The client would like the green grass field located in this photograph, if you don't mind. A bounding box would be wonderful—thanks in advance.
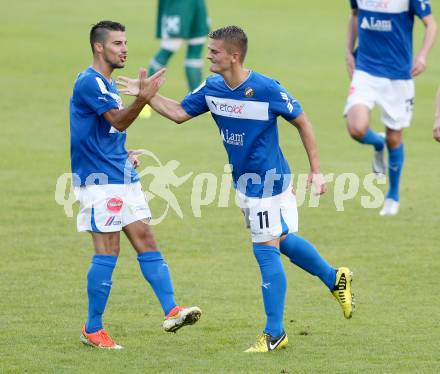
[2,0,440,372]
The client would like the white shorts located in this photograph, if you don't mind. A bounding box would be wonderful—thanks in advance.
[74,182,151,233]
[344,70,415,130]
[236,186,299,243]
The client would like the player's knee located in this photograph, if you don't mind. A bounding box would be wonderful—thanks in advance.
[138,226,158,251]
[91,232,120,255]
[144,237,158,251]
[95,246,120,256]
[347,123,366,140]
[386,135,402,149]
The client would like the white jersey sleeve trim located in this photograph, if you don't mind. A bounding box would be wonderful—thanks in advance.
[95,77,122,107]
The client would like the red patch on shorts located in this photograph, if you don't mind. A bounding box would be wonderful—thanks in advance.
[348,85,356,96]
[106,197,123,213]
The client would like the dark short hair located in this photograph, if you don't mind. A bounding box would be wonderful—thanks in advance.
[208,26,248,62]
[90,20,125,53]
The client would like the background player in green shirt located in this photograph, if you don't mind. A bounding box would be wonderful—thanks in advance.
[148,0,210,91]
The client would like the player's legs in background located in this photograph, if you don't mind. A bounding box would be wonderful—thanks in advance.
[149,0,185,77]
[185,38,206,90]
[346,104,370,139]
[123,220,176,315]
[378,79,412,216]
[82,233,120,342]
[380,128,404,215]
[148,38,182,77]
[184,0,209,90]
[347,104,386,175]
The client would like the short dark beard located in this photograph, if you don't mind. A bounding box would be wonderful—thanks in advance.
[109,62,124,69]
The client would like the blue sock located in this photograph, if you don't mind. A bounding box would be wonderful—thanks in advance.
[357,128,385,151]
[138,252,176,316]
[280,234,336,290]
[386,144,404,202]
[86,255,118,333]
[252,244,286,338]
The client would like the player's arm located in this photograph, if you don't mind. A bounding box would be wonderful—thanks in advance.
[104,69,165,132]
[434,88,440,142]
[289,112,326,195]
[346,8,358,79]
[412,14,437,77]
[149,95,192,124]
[117,75,193,124]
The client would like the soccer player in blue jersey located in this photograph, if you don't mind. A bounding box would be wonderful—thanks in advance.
[344,0,437,215]
[118,25,355,353]
[70,20,201,350]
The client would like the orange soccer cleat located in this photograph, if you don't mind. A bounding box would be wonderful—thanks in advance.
[163,306,202,333]
[80,326,123,349]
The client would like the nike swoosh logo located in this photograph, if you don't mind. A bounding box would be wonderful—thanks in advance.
[269,334,285,350]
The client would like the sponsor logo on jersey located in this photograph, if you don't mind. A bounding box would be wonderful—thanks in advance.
[360,17,392,32]
[211,100,245,114]
[104,216,122,226]
[419,0,430,11]
[358,0,390,10]
[358,0,409,13]
[244,87,254,98]
[205,95,269,120]
[220,129,245,146]
[280,92,295,113]
[106,197,123,213]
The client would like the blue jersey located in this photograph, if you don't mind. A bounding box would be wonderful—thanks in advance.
[351,0,432,80]
[181,71,303,198]
[69,67,138,186]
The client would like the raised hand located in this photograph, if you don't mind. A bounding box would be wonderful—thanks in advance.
[117,68,166,98]
[117,76,139,96]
